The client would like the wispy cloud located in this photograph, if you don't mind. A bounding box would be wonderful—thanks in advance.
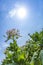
[9,9,16,18]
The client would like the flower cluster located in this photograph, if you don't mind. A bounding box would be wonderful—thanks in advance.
[4,29,21,42]
[6,29,20,37]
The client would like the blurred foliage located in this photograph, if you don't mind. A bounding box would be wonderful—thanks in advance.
[2,29,43,65]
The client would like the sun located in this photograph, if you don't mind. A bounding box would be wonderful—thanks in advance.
[17,7,27,19]
[9,7,27,19]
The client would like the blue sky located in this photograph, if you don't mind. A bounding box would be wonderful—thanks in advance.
[0,0,43,64]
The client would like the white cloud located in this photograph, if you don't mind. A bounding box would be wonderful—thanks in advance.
[9,9,16,18]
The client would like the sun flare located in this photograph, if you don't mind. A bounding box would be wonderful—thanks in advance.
[9,7,27,19]
[17,7,27,19]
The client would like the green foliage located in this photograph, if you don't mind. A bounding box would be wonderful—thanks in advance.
[2,29,43,65]
[40,50,43,65]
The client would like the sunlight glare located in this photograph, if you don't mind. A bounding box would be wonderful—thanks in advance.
[17,7,27,19]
